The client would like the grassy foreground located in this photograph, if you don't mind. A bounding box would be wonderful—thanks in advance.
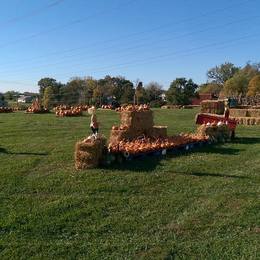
[0,109,259,259]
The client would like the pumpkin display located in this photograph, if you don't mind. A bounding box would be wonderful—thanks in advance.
[54,105,88,117]
[108,134,208,155]
[115,104,150,112]
[26,99,49,113]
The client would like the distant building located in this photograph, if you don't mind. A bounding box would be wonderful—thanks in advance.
[17,95,33,103]
[191,93,217,105]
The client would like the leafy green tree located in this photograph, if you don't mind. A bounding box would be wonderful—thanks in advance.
[4,91,20,101]
[166,78,198,105]
[38,78,57,97]
[242,62,260,78]
[43,86,54,109]
[38,77,63,104]
[120,83,135,104]
[135,82,145,105]
[224,62,260,96]
[207,62,239,85]
[247,75,260,96]
[198,83,222,95]
[224,73,248,96]
[60,77,85,105]
[96,75,134,104]
[144,82,163,103]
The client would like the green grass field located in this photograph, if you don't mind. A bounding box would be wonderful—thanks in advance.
[0,109,259,259]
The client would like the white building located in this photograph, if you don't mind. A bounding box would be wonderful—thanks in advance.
[17,95,32,103]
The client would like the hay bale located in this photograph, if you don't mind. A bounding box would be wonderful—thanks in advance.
[75,137,107,169]
[245,117,251,125]
[256,118,260,125]
[120,110,154,131]
[237,117,244,125]
[161,105,170,109]
[247,109,260,118]
[229,109,248,117]
[201,100,225,115]
[109,128,134,144]
[250,118,256,125]
[150,126,168,138]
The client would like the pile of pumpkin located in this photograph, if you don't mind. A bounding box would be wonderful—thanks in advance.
[54,105,89,112]
[55,105,85,117]
[115,104,150,112]
[108,133,208,155]
[101,104,113,109]
[26,99,49,113]
[0,107,13,113]
[26,106,48,113]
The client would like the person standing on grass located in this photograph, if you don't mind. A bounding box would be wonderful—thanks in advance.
[89,106,99,136]
[224,99,230,120]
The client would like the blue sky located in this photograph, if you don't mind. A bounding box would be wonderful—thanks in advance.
[0,0,260,92]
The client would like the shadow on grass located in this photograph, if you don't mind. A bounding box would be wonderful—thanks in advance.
[103,156,163,172]
[0,147,48,156]
[233,137,260,145]
[103,142,248,173]
[196,146,242,155]
[178,171,249,179]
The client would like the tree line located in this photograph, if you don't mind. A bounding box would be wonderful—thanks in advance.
[200,61,260,98]
[38,76,167,108]
[1,61,260,108]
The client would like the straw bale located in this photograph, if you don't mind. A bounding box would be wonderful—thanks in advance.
[150,126,168,138]
[246,109,260,118]
[201,100,225,115]
[109,128,134,144]
[256,118,260,125]
[237,117,243,124]
[229,109,247,117]
[75,137,107,169]
[120,110,154,130]
[234,117,260,125]
[250,118,256,125]
[245,118,251,125]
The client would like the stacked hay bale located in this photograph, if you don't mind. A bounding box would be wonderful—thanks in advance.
[230,108,260,125]
[201,100,225,115]
[75,136,107,169]
[109,109,168,145]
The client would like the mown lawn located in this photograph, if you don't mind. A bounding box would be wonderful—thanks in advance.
[0,109,259,259]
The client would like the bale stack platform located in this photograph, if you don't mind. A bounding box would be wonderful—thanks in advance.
[230,108,260,125]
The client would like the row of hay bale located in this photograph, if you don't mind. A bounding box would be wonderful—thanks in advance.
[229,108,260,118]
[229,108,260,125]
[200,100,225,115]
[233,117,260,125]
